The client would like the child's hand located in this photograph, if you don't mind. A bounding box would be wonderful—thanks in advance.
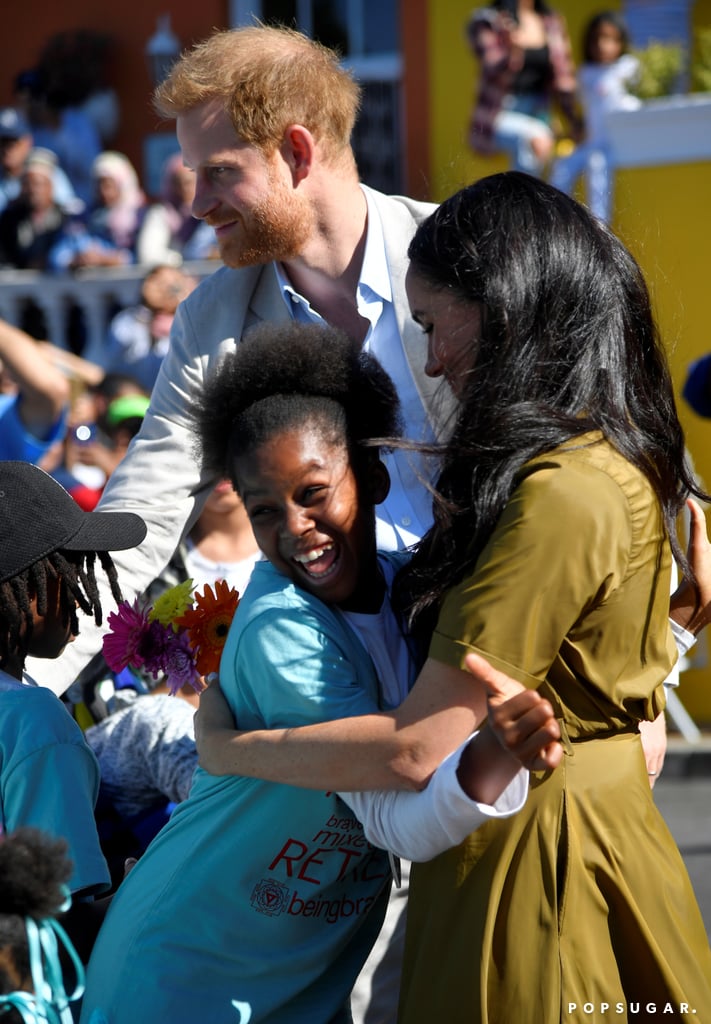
[193,674,241,774]
[464,652,563,772]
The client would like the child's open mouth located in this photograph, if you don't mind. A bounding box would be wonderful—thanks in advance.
[292,542,339,579]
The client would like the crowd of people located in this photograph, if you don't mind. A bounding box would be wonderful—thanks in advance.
[0,19,710,1024]
[0,27,218,277]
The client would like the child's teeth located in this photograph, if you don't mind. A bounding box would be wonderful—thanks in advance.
[296,544,333,564]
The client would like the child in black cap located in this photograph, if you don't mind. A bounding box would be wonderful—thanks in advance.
[0,461,145,963]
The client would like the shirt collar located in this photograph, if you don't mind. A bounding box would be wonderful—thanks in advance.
[274,184,392,313]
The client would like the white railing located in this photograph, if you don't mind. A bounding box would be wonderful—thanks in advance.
[0,260,220,361]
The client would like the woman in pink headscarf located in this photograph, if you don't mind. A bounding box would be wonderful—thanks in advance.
[50,149,147,269]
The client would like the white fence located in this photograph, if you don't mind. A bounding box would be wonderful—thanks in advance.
[0,260,219,362]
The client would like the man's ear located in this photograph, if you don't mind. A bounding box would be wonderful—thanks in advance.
[367,458,391,507]
[280,124,314,184]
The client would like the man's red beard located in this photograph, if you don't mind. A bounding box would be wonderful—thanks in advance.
[211,183,314,268]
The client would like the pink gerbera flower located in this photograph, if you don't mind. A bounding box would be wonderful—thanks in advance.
[102,599,151,672]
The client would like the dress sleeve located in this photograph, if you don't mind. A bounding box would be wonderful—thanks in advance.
[339,735,528,861]
[430,457,634,687]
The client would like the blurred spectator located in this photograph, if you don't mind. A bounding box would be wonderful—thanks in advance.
[0,147,67,269]
[93,264,198,391]
[465,1,582,176]
[136,153,218,266]
[49,151,147,270]
[49,372,149,509]
[550,11,641,223]
[0,317,69,463]
[13,64,101,209]
[683,353,711,418]
[89,151,147,252]
[0,106,81,215]
[36,29,120,147]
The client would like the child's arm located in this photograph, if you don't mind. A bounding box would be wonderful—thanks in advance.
[194,658,487,793]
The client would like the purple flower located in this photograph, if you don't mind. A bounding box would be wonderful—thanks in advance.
[103,600,151,672]
[140,621,202,696]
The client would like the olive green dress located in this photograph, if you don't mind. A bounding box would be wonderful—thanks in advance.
[399,435,711,1024]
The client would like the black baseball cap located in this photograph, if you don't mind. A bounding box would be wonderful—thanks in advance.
[0,462,147,584]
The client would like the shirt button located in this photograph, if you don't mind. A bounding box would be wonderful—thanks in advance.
[401,516,412,527]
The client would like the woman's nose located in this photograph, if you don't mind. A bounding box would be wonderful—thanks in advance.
[424,342,444,379]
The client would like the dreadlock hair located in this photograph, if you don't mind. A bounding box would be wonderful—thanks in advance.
[397,171,706,639]
[191,321,401,493]
[0,550,122,672]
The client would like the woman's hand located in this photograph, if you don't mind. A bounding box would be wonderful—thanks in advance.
[193,675,242,775]
[639,712,666,787]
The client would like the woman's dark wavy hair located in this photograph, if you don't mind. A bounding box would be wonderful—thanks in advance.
[191,321,401,487]
[398,171,704,635]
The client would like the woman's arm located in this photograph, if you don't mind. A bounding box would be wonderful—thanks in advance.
[194,650,563,798]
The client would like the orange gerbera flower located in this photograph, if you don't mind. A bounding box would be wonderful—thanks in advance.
[176,579,240,676]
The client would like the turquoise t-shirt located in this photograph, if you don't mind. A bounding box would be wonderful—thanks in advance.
[0,672,109,896]
[81,561,394,1024]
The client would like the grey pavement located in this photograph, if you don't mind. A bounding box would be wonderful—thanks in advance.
[655,733,711,940]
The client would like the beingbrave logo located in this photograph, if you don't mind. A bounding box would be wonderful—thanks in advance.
[249,812,388,923]
[251,878,290,917]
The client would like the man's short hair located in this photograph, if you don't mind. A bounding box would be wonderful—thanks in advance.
[154,25,361,164]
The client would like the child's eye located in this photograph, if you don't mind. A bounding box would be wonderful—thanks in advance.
[248,505,274,520]
[303,486,326,502]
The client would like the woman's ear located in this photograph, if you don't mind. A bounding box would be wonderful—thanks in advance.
[367,458,391,507]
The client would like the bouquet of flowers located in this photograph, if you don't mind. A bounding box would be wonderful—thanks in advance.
[102,579,240,695]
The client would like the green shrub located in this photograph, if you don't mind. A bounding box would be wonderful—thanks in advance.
[691,28,711,93]
[631,41,686,99]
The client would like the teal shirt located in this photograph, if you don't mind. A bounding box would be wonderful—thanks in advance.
[82,561,394,1024]
[0,672,109,896]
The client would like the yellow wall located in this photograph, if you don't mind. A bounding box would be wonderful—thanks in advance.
[425,1,711,722]
[615,161,711,723]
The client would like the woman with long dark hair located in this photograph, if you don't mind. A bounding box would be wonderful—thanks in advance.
[195,173,711,1022]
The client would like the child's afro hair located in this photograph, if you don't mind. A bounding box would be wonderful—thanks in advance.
[0,828,73,996]
[191,321,402,479]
